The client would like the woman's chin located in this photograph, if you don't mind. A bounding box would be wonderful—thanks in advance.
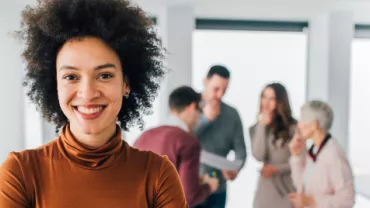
[72,122,104,135]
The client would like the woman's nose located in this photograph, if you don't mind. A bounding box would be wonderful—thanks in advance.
[77,80,100,101]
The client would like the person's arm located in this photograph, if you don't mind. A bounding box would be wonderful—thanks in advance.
[249,123,268,162]
[233,112,246,169]
[178,140,211,206]
[289,153,306,191]
[313,152,355,208]
[154,156,188,208]
[0,153,30,208]
[274,163,291,174]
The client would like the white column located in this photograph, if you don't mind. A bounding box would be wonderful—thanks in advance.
[327,11,353,152]
[307,13,330,101]
[24,97,43,149]
[0,3,25,162]
[157,2,195,122]
[307,11,353,152]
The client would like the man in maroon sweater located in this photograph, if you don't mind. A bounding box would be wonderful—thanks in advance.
[134,86,219,207]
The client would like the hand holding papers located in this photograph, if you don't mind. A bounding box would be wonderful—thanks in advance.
[200,150,243,171]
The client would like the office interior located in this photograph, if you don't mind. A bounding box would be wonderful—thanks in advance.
[1,0,370,207]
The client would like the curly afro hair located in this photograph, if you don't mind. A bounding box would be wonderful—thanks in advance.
[17,0,166,131]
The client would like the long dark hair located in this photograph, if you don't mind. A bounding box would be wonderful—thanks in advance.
[259,83,296,146]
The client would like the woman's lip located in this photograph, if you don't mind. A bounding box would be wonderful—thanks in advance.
[73,104,107,108]
[74,106,106,120]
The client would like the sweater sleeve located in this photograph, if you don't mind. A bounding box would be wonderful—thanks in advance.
[275,163,291,173]
[0,153,30,208]
[232,112,247,170]
[178,140,210,206]
[154,156,188,208]
[249,123,268,162]
[289,153,306,192]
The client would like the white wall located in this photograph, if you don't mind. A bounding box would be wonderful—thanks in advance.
[195,0,370,23]
[13,0,370,24]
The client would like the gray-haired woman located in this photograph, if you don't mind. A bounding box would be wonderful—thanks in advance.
[288,100,355,208]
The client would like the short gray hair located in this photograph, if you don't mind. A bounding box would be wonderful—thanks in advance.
[300,100,334,131]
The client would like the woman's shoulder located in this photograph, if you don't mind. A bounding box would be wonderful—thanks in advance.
[124,144,186,205]
[0,140,60,204]
[16,139,61,162]
[3,139,60,166]
[126,144,174,170]
[322,138,348,159]
[125,144,180,183]
[1,138,61,177]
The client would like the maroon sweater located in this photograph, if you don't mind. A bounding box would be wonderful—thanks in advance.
[134,126,210,206]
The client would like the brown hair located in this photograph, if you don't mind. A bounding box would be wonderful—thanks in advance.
[260,83,296,146]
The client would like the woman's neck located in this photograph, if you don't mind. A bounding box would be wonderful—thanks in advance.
[69,122,117,149]
[311,129,327,147]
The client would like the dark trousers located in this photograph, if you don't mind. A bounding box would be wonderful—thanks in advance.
[191,191,227,208]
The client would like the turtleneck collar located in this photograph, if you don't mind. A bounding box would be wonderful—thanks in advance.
[57,124,124,169]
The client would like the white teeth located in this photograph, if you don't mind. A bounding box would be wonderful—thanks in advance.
[77,106,103,114]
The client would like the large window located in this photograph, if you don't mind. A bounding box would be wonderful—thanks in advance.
[349,38,370,175]
[192,28,308,207]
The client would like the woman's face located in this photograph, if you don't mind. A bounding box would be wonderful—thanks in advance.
[261,87,277,114]
[298,111,316,140]
[56,37,129,135]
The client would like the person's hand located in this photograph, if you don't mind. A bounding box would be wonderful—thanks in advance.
[289,129,305,156]
[260,164,278,178]
[258,112,273,125]
[202,100,220,121]
[288,192,316,208]
[222,170,239,181]
[288,192,303,208]
[202,174,219,193]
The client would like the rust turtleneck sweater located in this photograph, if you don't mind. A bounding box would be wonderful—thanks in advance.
[0,124,187,208]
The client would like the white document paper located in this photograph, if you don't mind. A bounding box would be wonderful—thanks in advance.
[200,150,243,171]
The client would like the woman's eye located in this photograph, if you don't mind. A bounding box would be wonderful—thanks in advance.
[98,73,114,79]
[63,75,78,80]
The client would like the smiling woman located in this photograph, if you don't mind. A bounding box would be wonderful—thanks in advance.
[56,37,130,148]
[0,0,187,208]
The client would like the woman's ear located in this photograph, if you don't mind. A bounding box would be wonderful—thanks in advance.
[123,84,130,96]
[312,120,320,131]
[123,76,131,96]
